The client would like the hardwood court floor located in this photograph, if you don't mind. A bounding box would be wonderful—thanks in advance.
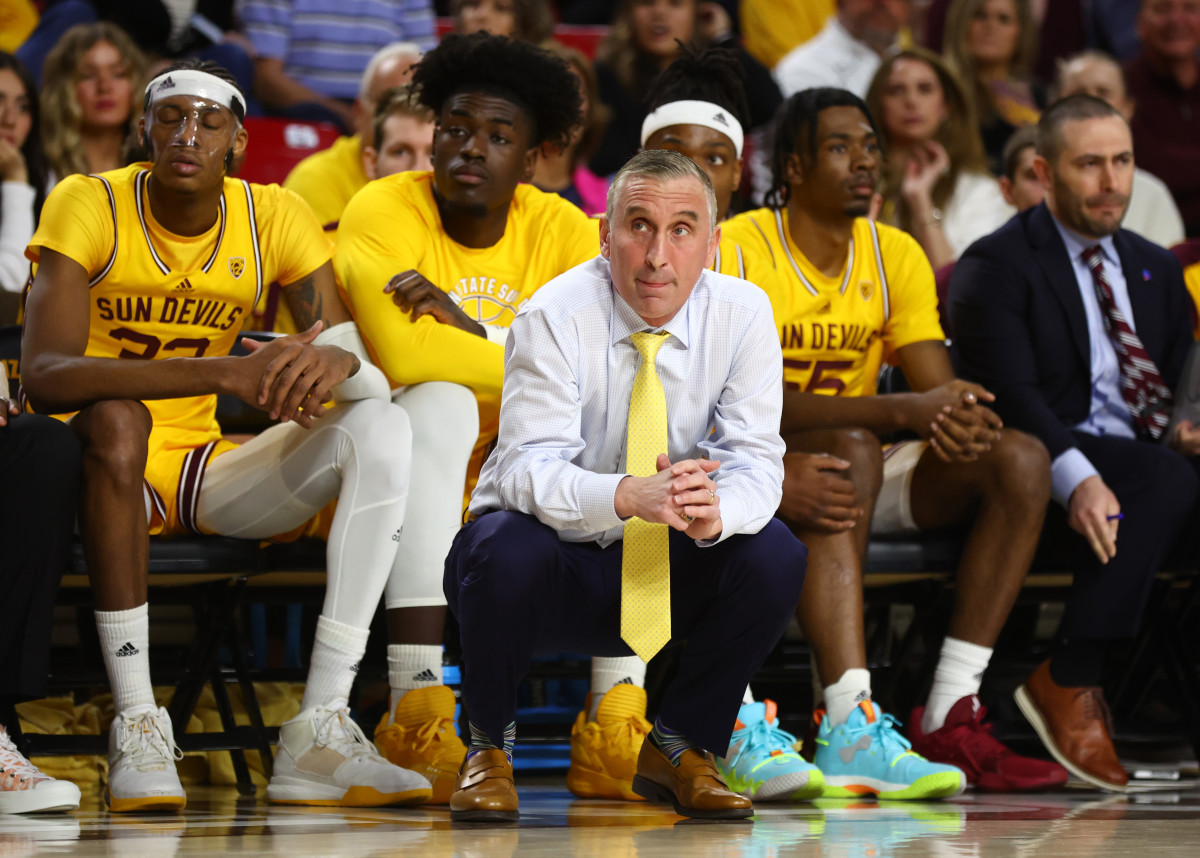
[3,781,1199,856]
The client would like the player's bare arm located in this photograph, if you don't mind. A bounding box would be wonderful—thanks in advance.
[384,270,486,338]
[894,340,1003,463]
[22,250,352,429]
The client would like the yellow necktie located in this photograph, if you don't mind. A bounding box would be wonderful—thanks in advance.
[621,332,671,663]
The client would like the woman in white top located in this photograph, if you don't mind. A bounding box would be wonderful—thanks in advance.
[866,47,1014,270]
[0,52,48,304]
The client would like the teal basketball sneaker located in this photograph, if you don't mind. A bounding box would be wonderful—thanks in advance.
[716,700,825,801]
[813,701,965,800]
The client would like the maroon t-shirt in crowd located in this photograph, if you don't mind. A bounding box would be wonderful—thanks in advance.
[1125,54,1200,237]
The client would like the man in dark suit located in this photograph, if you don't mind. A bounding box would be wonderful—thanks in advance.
[949,94,1200,791]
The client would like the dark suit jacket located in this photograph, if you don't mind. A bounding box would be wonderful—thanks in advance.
[947,203,1194,460]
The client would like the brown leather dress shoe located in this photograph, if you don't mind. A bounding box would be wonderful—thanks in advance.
[632,741,753,819]
[1014,659,1128,790]
[449,749,518,822]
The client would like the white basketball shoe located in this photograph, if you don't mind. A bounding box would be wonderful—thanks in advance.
[106,706,187,812]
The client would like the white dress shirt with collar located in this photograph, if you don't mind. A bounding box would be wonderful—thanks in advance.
[469,255,785,547]
[1049,216,1138,507]
[773,16,885,99]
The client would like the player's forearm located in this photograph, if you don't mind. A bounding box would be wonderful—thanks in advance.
[21,352,234,414]
[780,389,916,436]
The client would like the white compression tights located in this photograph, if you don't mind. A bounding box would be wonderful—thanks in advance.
[195,398,413,628]
[383,381,479,610]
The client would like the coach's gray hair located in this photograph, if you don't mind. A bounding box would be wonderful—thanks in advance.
[606,149,719,234]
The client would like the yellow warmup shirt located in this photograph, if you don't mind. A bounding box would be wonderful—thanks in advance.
[26,163,332,533]
[721,207,944,397]
[740,0,834,70]
[283,134,368,229]
[334,171,600,400]
[1184,260,1200,339]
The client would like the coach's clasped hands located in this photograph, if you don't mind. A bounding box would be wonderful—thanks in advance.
[906,380,1003,463]
[615,454,723,541]
[229,321,359,429]
[385,270,487,338]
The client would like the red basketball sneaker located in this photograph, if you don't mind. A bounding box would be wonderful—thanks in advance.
[908,695,1068,792]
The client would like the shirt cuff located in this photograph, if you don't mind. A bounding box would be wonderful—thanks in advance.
[578,472,629,535]
[697,494,743,546]
[483,324,510,347]
[1051,447,1100,508]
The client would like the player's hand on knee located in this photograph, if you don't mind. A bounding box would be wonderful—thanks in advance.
[780,452,862,532]
[384,270,486,338]
[1170,420,1200,457]
[1068,475,1120,564]
[237,323,354,428]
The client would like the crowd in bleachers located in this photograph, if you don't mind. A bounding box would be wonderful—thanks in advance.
[2,0,1200,822]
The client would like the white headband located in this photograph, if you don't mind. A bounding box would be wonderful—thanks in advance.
[641,100,744,158]
[145,69,247,123]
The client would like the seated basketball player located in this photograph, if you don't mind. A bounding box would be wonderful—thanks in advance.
[20,60,430,812]
[333,33,646,805]
[719,89,1066,797]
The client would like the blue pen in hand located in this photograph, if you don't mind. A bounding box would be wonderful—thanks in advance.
[1107,513,1124,521]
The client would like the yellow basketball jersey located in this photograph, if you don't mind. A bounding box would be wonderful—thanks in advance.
[27,163,333,449]
[721,208,944,397]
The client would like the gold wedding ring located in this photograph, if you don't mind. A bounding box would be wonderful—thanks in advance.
[708,489,716,505]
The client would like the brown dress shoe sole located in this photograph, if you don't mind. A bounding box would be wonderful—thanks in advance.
[449,807,520,823]
[1014,685,1128,793]
[631,775,754,820]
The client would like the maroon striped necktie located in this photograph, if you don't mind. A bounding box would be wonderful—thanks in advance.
[1081,246,1173,440]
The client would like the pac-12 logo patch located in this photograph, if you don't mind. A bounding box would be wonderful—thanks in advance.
[228,257,245,279]
[859,279,874,301]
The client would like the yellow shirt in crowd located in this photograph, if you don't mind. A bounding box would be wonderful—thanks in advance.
[721,208,945,397]
[740,0,834,70]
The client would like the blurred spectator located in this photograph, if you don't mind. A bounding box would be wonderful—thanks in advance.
[589,0,780,177]
[16,2,253,98]
[1057,50,1185,247]
[1124,0,1200,236]
[774,0,913,99]
[998,123,1042,210]
[40,22,146,180]
[0,0,37,53]
[1086,0,1144,61]
[284,42,421,229]
[740,0,834,69]
[363,84,435,180]
[451,0,554,44]
[531,43,609,215]
[242,0,436,133]
[0,52,48,311]
[924,0,1086,84]
[640,42,749,219]
[943,0,1044,174]
[866,47,1014,269]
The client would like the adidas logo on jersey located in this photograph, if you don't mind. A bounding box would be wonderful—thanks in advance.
[115,642,140,657]
[173,278,195,294]
[412,669,438,683]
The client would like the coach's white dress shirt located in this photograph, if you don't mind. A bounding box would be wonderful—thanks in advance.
[469,255,785,547]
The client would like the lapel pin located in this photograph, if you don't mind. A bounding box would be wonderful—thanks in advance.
[1143,269,1151,281]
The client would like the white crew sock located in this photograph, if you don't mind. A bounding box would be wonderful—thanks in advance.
[301,615,370,712]
[743,685,755,705]
[922,637,993,734]
[95,604,156,714]
[824,668,872,726]
[387,644,443,722]
[588,656,646,721]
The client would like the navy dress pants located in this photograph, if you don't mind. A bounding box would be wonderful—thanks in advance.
[444,511,807,756]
